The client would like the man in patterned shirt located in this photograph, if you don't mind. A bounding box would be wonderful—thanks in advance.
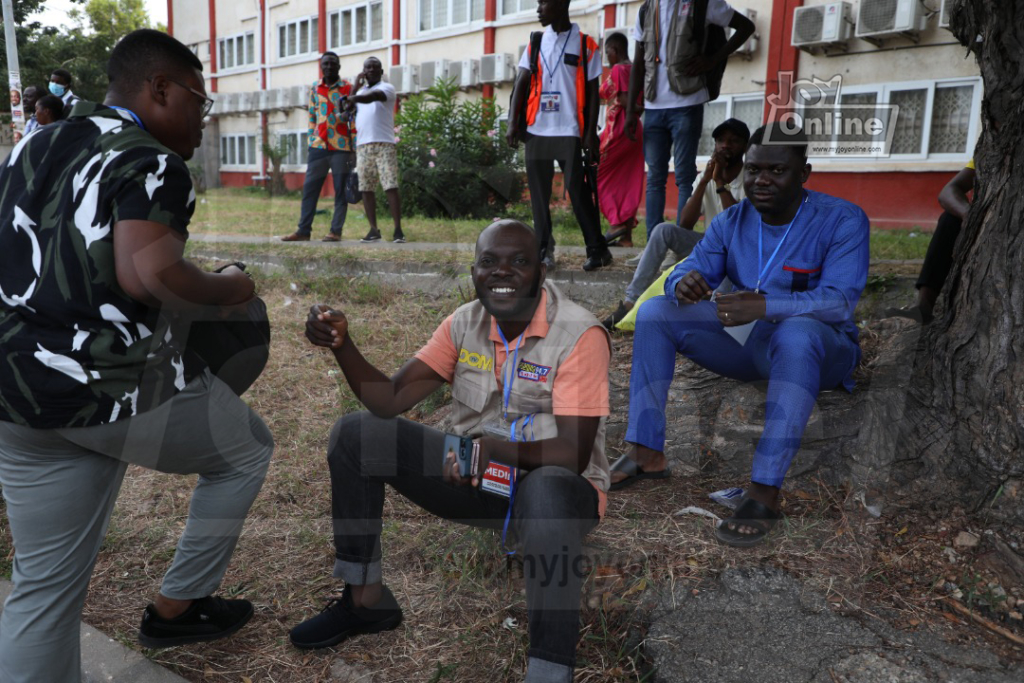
[0,30,274,682]
[282,51,356,242]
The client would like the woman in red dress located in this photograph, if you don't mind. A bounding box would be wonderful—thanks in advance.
[597,32,644,248]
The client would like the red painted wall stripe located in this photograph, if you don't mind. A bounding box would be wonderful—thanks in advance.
[167,0,174,35]
[482,0,496,100]
[392,0,401,64]
[208,0,217,91]
[318,0,327,53]
[763,0,801,122]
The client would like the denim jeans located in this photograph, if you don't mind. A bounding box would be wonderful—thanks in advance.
[643,105,704,238]
[625,299,859,487]
[326,412,600,673]
[625,222,703,303]
[296,148,355,236]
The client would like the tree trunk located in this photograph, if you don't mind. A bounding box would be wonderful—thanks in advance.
[880,1,1024,523]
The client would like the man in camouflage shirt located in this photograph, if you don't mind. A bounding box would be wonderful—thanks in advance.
[0,30,274,682]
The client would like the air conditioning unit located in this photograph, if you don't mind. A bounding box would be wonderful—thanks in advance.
[730,8,758,57]
[856,0,926,41]
[237,92,255,113]
[791,2,853,49]
[939,0,953,28]
[480,53,515,84]
[602,27,639,65]
[419,60,450,91]
[290,85,309,108]
[448,59,480,88]
[389,65,419,95]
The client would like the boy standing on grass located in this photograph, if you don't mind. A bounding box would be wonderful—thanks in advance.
[506,0,612,272]
[348,56,405,244]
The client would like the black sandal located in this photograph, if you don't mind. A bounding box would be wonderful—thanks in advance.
[715,498,782,548]
[608,455,670,491]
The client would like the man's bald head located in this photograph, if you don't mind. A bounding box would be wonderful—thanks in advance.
[475,219,538,258]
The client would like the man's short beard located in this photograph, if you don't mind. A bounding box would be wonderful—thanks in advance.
[475,270,543,321]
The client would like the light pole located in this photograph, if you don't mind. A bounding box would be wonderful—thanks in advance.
[2,0,25,135]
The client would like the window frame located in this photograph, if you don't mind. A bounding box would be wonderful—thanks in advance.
[794,77,982,164]
[218,31,256,72]
[421,0,486,33]
[329,1,387,49]
[276,130,311,170]
[219,133,260,170]
[696,92,766,162]
[277,15,320,62]
[498,0,533,20]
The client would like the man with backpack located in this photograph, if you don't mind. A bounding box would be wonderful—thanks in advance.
[506,0,613,272]
[626,0,754,236]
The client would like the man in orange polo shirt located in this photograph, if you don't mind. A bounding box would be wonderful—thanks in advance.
[292,219,610,683]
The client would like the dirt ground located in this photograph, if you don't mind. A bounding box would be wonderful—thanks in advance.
[2,275,1021,682]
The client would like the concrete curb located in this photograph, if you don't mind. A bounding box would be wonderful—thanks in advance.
[0,581,188,683]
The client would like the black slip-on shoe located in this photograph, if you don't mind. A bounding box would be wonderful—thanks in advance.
[583,250,613,272]
[359,230,382,243]
[289,585,403,650]
[138,595,254,648]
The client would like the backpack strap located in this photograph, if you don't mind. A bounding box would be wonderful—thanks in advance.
[528,31,543,73]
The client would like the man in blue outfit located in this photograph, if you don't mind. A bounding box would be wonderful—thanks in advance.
[616,124,868,547]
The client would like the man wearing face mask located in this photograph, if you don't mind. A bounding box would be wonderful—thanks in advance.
[293,219,610,683]
[49,68,81,117]
[0,30,273,682]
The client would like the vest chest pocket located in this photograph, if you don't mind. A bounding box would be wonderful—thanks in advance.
[782,261,823,293]
[450,374,491,413]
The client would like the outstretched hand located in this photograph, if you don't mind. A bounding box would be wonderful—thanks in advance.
[305,304,349,349]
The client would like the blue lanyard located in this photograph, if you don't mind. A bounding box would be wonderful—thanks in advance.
[756,194,806,293]
[495,324,532,556]
[109,106,146,131]
[539,27,573,79]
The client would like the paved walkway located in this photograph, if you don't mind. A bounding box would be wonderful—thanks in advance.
[0,581,188,683]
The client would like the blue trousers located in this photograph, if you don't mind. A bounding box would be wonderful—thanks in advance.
[643,105,703,238]
[625,297,860,488]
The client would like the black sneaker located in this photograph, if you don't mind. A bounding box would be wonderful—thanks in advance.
[602,300,634,331]
[138,595,254,648]
[360,230,382,243]
[582,249,613,272]
[392,233,406,243]
[289,585,403,650]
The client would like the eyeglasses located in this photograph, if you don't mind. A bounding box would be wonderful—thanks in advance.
[167,78,215,117]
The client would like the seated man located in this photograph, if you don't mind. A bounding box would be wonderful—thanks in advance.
[887,159,975,324]
[605,118,749,330]
[293,219,611,683]
[614,124,868,547]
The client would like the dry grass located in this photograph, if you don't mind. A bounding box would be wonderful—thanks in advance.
[2,271,1021,682]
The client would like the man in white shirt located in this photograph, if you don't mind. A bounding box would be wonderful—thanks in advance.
[49,68,81,118]
[603,118,749,330]
[349,57,405,244]
[626,0,754,236]
[506,0,613,272]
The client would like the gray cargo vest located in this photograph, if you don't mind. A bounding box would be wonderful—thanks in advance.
[643,0,707,102]
[448,282,611,492]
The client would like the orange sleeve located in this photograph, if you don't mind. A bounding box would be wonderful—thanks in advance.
[551,326,611,417]
[413,315,457,383]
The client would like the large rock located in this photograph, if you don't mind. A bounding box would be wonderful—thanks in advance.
[647,568,1019,683]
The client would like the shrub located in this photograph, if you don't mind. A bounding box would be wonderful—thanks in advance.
[379,78,524,219]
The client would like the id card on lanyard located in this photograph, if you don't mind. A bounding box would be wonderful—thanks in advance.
[538,28,572,115]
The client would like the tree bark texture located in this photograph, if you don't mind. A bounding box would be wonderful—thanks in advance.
[895,1,1024,522]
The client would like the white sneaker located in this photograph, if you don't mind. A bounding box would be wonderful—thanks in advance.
[661,251,683,270]
[625,252,643,267]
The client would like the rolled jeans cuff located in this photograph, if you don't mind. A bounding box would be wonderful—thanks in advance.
[333,558,382,585]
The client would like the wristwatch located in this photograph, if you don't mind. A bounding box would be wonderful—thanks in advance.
[715,185,730,194]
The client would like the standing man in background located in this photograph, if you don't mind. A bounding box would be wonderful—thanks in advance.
[348,56,405,244]
[282,52,357,243]
[20,86,45,138]
[506,0,613,272]
[626,0,754,237]
[49,68,81,117]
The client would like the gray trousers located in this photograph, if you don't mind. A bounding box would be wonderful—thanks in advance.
[625,221,703,303]
[297,148,355,236]
[0,369,274,683]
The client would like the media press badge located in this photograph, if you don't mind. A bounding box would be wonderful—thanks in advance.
[540,91,561,113]
[481,461,519,498]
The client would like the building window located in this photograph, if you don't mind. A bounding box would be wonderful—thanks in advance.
[278,16,319,60]
[421,0,484,31]
[219,32,255,70]
[698,94,765,157]
[276,131,310,166]
[794,78,981,161]
[499,0,529,18]
[329,2,384,48]
[220,133,259,167]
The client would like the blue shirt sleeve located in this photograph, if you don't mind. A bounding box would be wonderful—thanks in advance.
[762,206,870,323]
[663,213,731,299]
